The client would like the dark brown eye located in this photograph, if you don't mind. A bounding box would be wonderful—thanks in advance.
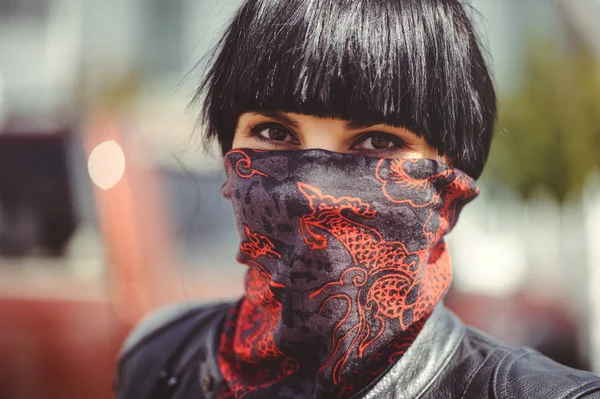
[263,126,288,141]
[250,123,298,145]
[354,133,404,152]
[369,137,393,150]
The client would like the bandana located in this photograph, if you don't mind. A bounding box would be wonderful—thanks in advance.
[217,148,478,399]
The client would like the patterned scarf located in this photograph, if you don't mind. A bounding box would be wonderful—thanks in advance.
[217,148,478,398]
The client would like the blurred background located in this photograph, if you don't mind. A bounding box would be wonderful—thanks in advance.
[0,0,599,398]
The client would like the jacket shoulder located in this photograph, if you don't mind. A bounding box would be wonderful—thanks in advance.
[115,301,233,399]
[119,302,204,356]
[457,327,600,399]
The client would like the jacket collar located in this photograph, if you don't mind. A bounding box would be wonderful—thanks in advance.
[199,302,464,398]
[352,303,465,399]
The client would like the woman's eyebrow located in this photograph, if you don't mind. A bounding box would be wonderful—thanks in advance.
[344,120,379,130]
[345,120,410,132]
[253,112,300,129]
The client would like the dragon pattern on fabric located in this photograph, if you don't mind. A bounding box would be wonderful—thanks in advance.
[217,149,478,399]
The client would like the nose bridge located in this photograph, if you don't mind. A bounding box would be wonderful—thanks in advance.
[301,122,345,152]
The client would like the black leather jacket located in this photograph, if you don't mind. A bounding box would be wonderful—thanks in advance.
[115,302,600,398]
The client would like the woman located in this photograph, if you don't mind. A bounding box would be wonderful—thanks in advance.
[115,0,600,398]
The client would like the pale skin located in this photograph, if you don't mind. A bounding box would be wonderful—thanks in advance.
[232,112,449,164]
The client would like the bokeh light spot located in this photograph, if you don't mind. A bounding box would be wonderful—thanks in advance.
[88,140,126,190]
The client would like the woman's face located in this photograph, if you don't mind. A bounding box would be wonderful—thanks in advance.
[232,112,448,163]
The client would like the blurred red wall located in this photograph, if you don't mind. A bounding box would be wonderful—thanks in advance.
[0,298,128,399]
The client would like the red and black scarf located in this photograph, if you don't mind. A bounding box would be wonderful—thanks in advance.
[217,148,478,398]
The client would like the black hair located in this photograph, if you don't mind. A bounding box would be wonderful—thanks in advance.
[195,0,497,179]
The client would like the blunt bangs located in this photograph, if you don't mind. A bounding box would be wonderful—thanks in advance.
[196,0,497,178]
